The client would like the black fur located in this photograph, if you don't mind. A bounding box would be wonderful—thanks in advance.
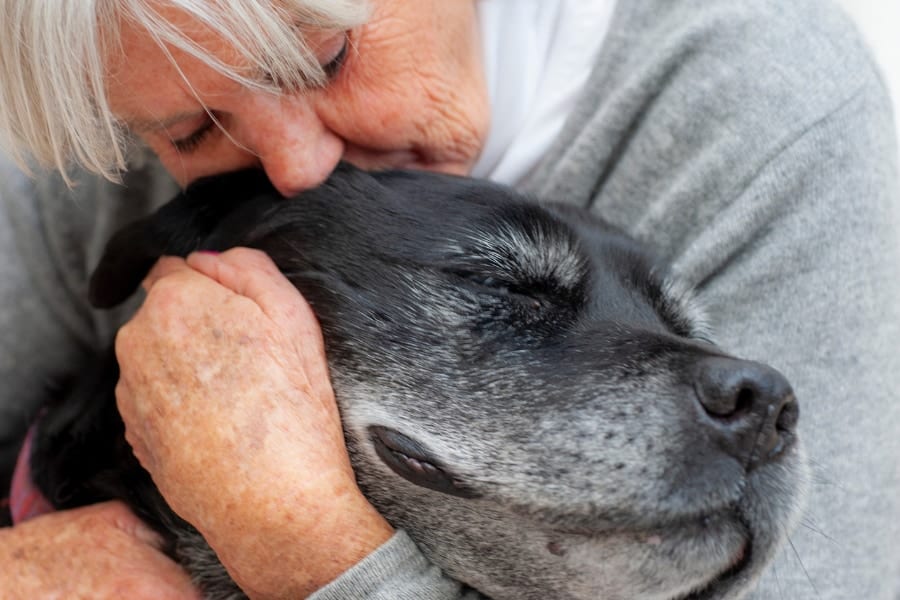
[29,164,804,600]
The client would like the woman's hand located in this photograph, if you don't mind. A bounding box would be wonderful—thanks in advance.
[114,248,394,599]
[0,501,202,599]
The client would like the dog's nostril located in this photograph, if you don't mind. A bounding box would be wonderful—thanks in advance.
[775,396,799,433]
[694,362,776,422]
[708,385,755,421]
[734,387,755,416]
[693,357,797,468]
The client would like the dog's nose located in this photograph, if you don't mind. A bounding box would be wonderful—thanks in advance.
[693,356,798,469]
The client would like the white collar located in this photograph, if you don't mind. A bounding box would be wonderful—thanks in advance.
[472,0,617,186]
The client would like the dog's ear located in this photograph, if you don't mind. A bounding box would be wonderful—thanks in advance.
[88,217,168,309]
[89,169,276,309]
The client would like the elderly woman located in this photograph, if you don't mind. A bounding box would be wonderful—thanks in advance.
[0,0,898,598]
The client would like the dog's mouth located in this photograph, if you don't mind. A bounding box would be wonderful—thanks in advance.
[679,533,753,600]
[368,424,792,600]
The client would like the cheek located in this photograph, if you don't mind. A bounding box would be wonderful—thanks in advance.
[321,88,421,146]
[315,48,429,147]
[313,16,489,163]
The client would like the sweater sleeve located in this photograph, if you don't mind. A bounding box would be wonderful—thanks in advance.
[0,158,176,497]
[0,161,95,494]
[310,530,488,600]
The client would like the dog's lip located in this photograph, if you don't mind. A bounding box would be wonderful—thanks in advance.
[549,510,753,600]
[678,536,753,600]
[548,508,742,538]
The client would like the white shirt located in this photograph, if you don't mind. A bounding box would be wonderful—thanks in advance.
[472,0,617,185]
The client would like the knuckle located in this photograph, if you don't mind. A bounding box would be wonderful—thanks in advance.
[79,502,125,530]
[123,430,146,461]
[115,382,141,427]
[135,274,202,333]
[114,324,134,356]
[144,273,189,308]
[114,379,127,405]
[230,246,275,269]
[113,320,151,369]
[99,500,131,522]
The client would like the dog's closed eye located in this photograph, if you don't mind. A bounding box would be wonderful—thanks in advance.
[449,268,551,309]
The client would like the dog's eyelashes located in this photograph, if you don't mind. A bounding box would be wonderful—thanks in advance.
[468,275,514,296]
[471,275,501,289]
[450,269,507,290]
[449,268,547,306]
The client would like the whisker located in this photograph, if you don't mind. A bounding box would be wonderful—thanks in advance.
[804,459,840,489]
[799,518,839,546]
[787,535,821,598]
[772,560,785,600]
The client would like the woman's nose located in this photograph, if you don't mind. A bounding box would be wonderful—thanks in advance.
[241,96,345,197]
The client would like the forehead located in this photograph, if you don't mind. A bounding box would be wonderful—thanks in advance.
[104,5,336,130]
[105,6,244,128]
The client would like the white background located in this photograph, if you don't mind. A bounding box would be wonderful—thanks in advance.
[836,0,900,147]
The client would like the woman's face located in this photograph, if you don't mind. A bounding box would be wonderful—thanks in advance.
[107,0,489,196]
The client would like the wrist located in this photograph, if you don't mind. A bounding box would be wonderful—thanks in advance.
[212,485,394,600]
[296,494,395,595]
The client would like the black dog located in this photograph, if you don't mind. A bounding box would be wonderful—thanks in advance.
[30,164,805,600]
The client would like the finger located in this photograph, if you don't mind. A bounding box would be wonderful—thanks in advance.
[141,256,191,292]
[91,503,205,600]
[186,248,319,328]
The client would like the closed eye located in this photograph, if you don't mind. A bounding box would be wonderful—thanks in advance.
[454,270,511,293]
[172,117,217,153]
[171,33,349,155]
[321,35,349,80]
[450,269,549,309]
[261,31,350,90]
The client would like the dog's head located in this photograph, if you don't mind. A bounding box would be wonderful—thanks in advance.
[93,163,806,600]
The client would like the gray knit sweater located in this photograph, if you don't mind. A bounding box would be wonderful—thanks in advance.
[1,0,898,598]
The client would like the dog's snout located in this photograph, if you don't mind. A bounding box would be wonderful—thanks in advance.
[693,357,798,469]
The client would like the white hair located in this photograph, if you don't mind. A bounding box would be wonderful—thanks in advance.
[0,0,369,183]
